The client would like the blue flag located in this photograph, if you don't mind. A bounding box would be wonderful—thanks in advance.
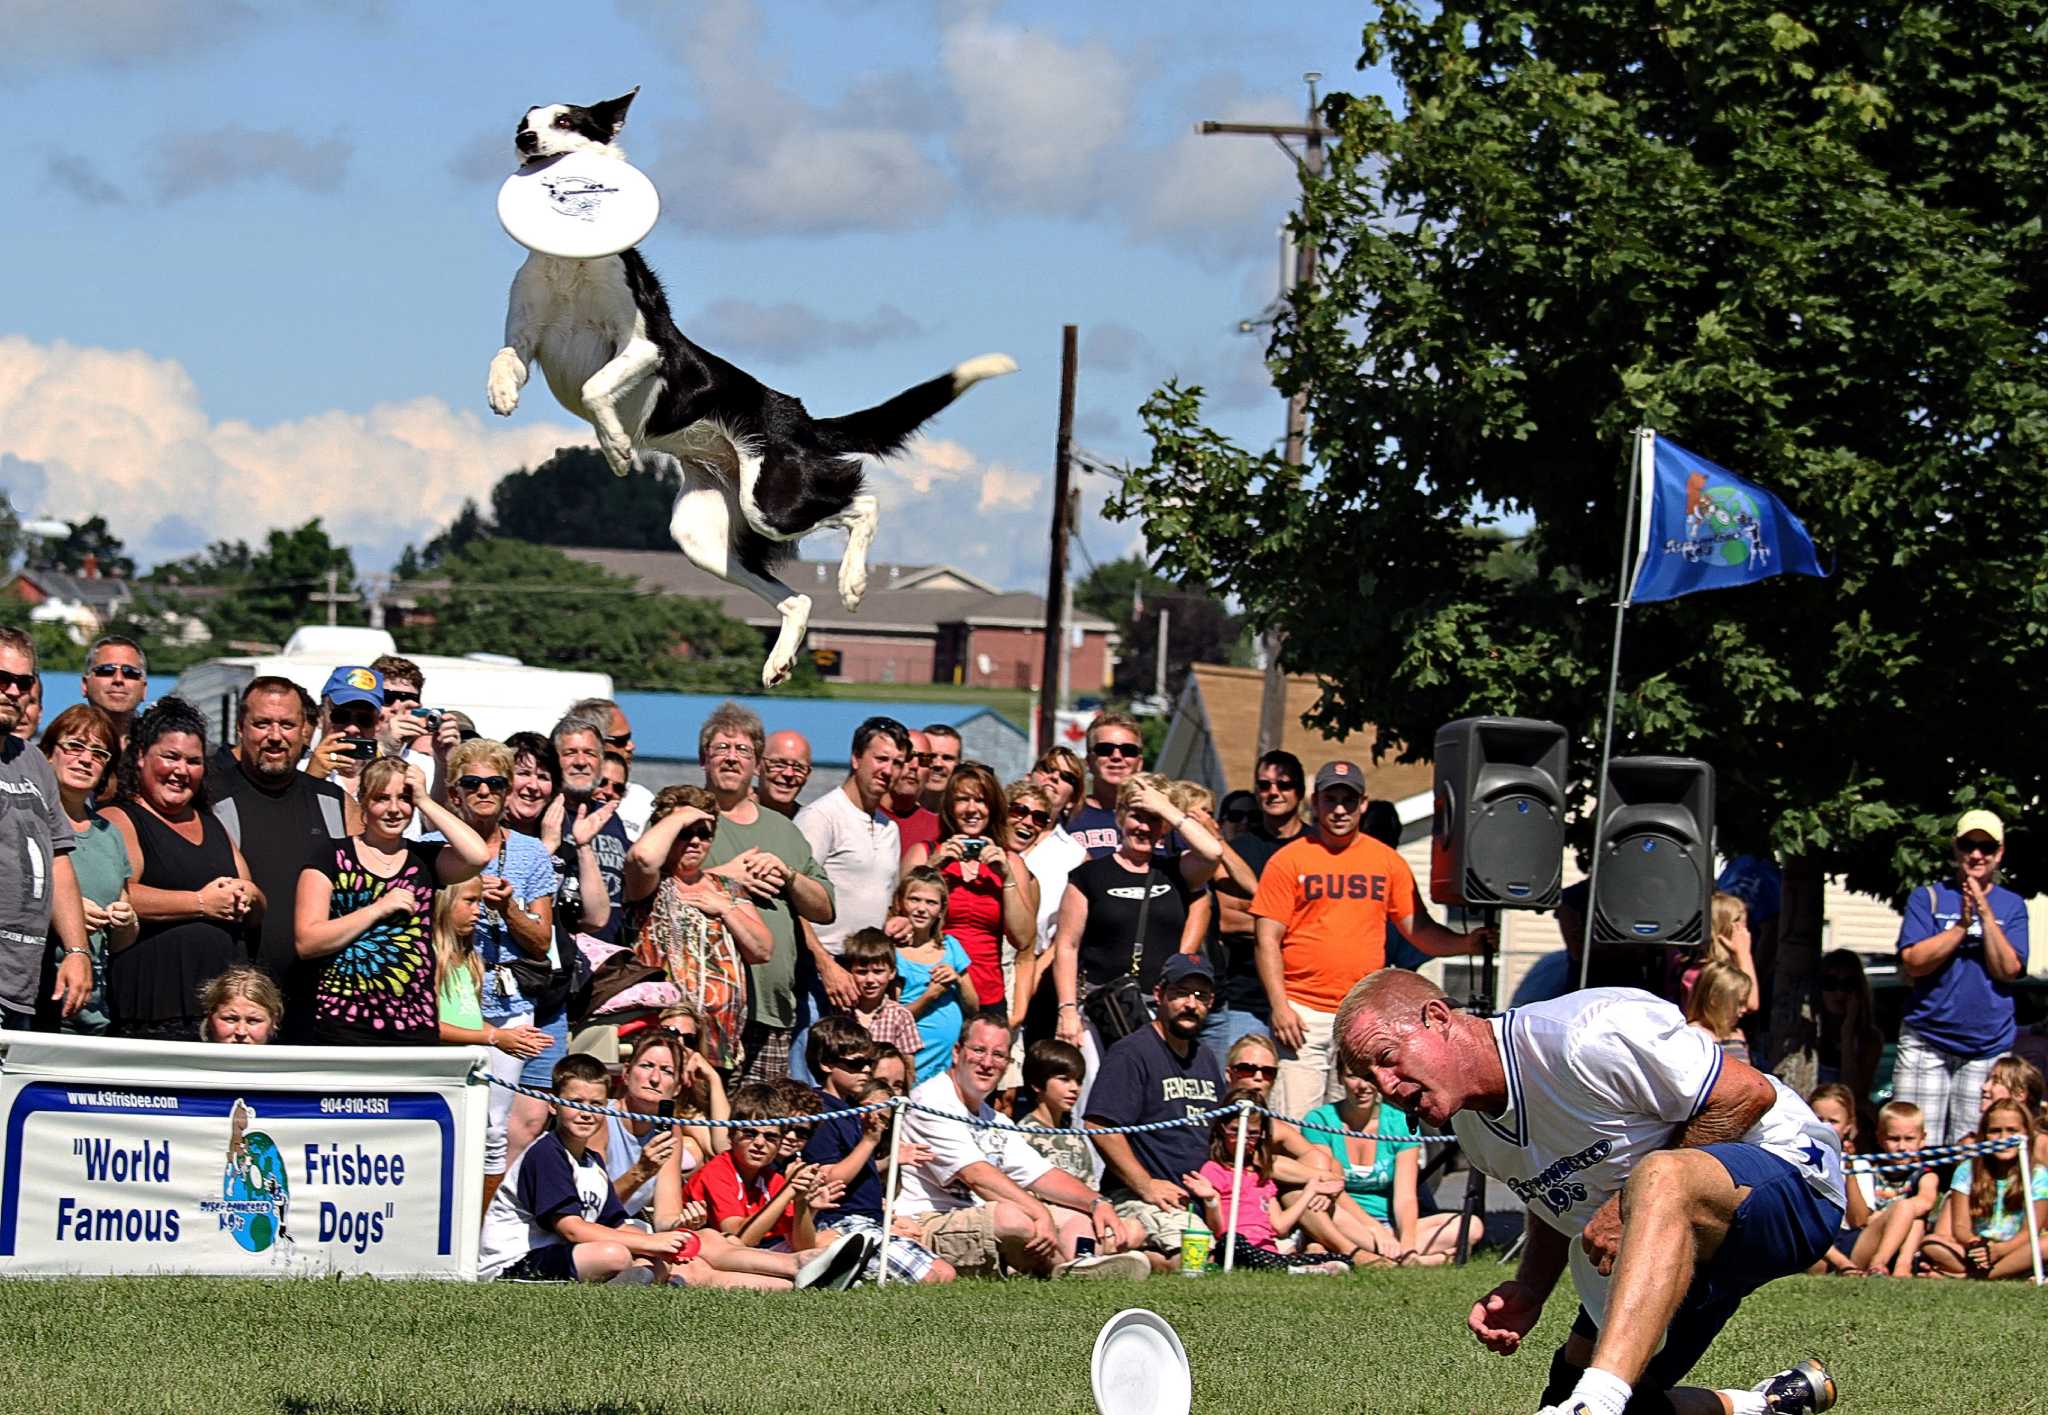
[1627,433,1827,604]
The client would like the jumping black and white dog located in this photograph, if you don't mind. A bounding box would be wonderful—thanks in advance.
[487,89,1017,686]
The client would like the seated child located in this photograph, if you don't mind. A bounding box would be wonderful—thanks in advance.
[1921,1099,2048,1280]
[1837,1100,1939,1277]
[685,1082,829,1250]
[798,1017,953,1284]
[1179,1083,1350,1275]
[1018,1038,1099,1188]
[478,1054,693,1283]
[1806,1082,1865,1275]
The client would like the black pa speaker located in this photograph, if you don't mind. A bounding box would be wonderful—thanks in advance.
[1591,756,1715,946]
[1430,717,1568,909]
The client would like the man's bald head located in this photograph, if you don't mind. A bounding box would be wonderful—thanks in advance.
[1335,969,1448,1075]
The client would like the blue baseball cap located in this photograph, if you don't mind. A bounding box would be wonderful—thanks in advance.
[320,665,384,708]
[1158,953,1216,990]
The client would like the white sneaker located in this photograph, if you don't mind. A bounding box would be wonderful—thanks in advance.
[1055,1251,1151,1280]
[1283,1259,1352,1276]
[796,1232,876,1291]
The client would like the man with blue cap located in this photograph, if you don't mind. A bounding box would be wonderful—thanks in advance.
[308,665,384,795]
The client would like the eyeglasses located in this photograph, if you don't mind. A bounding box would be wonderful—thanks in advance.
[89,663,144,681]
[676,824,716,844]
[909,752,935,765]
[1091,742,1142,760]
[707,742,757,760]
[382,689,421,705]
[827,1054,877,1072]
[1956,838,1999,856]
[1230,1061,1280,1081]
[456,774,509,794]
[602,731,633,748]
[763,758,811,778]
[55,737,114,764]
[1009,804,1053,827]
[0,671,35,695]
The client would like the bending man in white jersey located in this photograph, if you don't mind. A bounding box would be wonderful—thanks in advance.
[1335,970,1844,1415]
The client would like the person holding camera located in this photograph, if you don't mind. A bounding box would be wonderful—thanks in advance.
[1893,809,2032,1147]
[899,762,1037,1018]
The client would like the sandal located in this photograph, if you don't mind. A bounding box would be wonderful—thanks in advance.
[1347,1246,1395,1269]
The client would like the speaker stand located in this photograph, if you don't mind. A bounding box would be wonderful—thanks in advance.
[1454,907,1500,1265]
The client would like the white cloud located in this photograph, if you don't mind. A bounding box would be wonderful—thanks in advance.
[0,0,260,74]
[0,336,588,569]
[941,15,1129,215]
[151,125,351,202]
[687,299,922,363]
[621,0,951,236]
[1129,90,1302,261]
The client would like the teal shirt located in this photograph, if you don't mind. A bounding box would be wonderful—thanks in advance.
[1302,1101,1416,1222]
[64,814,131,1036]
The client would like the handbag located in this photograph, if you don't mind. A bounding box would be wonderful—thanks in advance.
[1081,866,1156,1045]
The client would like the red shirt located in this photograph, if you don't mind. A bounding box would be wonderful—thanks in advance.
[684,1151,793,1244]
[942,858,1007,1009]
[881,799,941,856]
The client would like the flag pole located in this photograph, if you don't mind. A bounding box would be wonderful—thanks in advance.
[1580,429,1654,989]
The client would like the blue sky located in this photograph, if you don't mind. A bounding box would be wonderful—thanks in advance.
[1,0,1392,591]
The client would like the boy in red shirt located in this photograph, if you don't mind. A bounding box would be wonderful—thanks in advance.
[685,1082,835,1248]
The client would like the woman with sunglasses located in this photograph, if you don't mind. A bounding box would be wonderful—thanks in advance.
[657,1002,733,1155]
[101,699,265,1041]
[1894,809,2032,1147]
[1004,779,1082,1043]
[40,705,136,1033]
[898,763,1038,1017]
[624,784,771,1075]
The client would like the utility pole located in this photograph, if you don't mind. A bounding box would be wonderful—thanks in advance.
[1201,72,1334,758]
[1037,324,1079,755]
[1154,606,1171,706]
[309,567,351,627]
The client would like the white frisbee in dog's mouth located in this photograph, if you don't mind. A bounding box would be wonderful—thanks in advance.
[498,151,660,259]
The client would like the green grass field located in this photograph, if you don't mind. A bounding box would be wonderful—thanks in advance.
[2,1269,2032,1414]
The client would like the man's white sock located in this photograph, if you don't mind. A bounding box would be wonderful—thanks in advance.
[1568,1368,1633,1415]
[1719,1393,1768,1415]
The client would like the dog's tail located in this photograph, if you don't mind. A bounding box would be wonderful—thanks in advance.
[816,354,1018,457]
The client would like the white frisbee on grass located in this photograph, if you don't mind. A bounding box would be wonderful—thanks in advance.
[496,150,660,259]
[1090,1308,1191,1415]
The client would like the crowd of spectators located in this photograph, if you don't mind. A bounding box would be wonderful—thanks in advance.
[1,628,2038,1286]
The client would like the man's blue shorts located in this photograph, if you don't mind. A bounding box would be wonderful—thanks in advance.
[1570,1141,1844,1389]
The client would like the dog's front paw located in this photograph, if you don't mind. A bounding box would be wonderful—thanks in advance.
[487,349,525,416]
[838,557,868,613]
[598,431,638,477]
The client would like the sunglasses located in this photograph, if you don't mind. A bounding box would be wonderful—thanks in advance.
[1091,742,1142,760]
[89,663,144,681]
[676,824,717,844]
[602,731,633,748]
[1255,778,1299,794]
[827,1054,877,1072]
[1009,803,1053,827]
[1230,1061,1280,1081]
[1956,838,1999,856]
[456,774,509,794]
[382,689,421,705]
[1220,809,1254,825]
[328,708,377,729]
[669,1031,700,1047]
[0,671,35,695]
[55,737,114,765]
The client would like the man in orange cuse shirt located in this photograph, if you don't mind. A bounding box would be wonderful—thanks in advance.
[1250,761,1487,1118]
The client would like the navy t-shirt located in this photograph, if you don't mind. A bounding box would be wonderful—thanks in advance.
[801,1088,883,1224]
[556,812,630,944]
[1898,880,2031,1057]
[1068,803,1123,860]
[521,1132,627,1232]
[1085,1025,1226,1188]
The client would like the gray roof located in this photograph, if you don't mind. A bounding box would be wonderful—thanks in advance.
[14,569,131,612]
[558,548,1115,635]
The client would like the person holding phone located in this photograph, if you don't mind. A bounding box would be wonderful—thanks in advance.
[1893,810,2031,1146]
[306,665,386,798]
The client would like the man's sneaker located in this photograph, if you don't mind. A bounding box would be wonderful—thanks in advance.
[796,1232,877,1291]
[1055,1250,1151,1280]
[1753,1359,1837,1413]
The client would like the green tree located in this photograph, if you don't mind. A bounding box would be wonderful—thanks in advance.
[145,520,359,647]
[401,538,817,693]
[1075,555,1249,701]
[31,515,136,580]
[1115,1,2048,1063]
[489,446,684,549]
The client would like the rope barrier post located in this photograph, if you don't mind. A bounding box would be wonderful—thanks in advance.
[1223,1102,1249,1275]
[878,1096,906,1289]
[2018,1135,2044,1289]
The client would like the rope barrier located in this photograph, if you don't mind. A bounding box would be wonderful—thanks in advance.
[1843,1135,2022,1172]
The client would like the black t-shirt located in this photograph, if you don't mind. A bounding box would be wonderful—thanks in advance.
[308,835,446,1046]
[1070,854,1201,990]
[210,748,350,975]
[1084,1024,1226,1186]
[555,811,629,944]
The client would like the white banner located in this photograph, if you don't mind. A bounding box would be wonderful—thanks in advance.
[0,1035,486,1279]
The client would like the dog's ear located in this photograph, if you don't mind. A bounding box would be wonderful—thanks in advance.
[588,87,639,136]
